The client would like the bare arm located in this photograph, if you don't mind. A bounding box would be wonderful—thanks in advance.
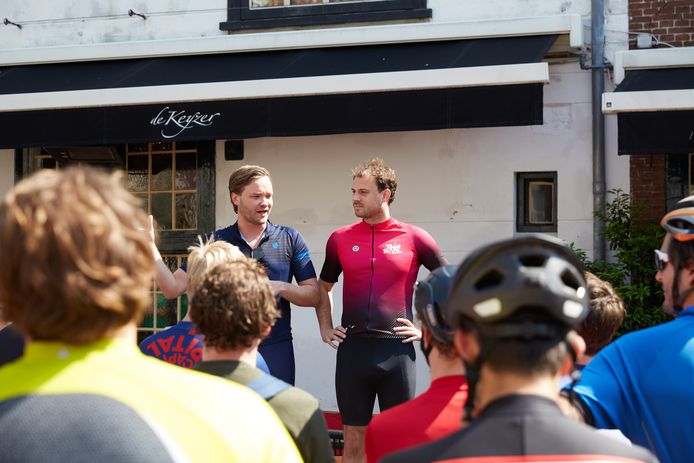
[316,279,346,349]
[148,215,188,299]
[268,277,320,307]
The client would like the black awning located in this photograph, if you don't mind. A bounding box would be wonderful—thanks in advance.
[0,35,556,148]
[614,68,694,155]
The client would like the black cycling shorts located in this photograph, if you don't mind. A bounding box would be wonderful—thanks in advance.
[335,336,416,426]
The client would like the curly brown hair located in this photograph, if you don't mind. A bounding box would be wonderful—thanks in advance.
[352,158,397,205]
[190,258,279,351]
[579,272,625,356]
[0,166,153,344]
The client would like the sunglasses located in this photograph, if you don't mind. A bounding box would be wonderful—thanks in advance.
[654,249,669,272]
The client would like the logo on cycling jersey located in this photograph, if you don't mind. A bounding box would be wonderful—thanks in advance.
[352,245,360,252]
[383,243,402,255]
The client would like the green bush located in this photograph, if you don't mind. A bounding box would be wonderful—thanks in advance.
[573,189,671,336]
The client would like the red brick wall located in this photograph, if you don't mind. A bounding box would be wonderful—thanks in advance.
[630,155,667,223]
[629,0,694,48]
[628,1,693,217]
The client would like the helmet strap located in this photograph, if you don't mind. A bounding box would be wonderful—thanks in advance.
[419,335,433,367]
[671,266,691,313]
[462,334,495,423]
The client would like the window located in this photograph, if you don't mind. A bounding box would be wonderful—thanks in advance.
[516,171,557,233]
[123,141,215,342]
[17,141,215,343]
[220,0,431,31]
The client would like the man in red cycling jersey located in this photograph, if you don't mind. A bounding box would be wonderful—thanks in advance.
[318,158,446,463]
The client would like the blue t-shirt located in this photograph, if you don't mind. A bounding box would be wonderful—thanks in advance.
[213,221,317,346]
[570,306,694,463]
[140,321,269,373]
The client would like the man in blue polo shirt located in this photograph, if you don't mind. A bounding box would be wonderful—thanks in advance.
[152,165,320,385]
[562,195,694,463]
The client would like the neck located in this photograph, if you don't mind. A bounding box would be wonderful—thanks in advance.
[576,354,592,367]
[202,344,258,365]
[475,366,559,412]
[429,349,465,382]
[237,219,267,245]
[111,322,137,344]
[363,207,391,225]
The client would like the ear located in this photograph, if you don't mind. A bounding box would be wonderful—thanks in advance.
[381,188,391,205]
[560,331,586,376]
[454,328,479,363]
[231,192,240,207]
[261,324,272,339]
[421,324,431,349]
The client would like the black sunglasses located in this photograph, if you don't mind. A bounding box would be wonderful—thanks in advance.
[251,248,265,260]
[654,249,669,272]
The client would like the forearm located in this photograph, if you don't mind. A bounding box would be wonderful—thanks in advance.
[315,290,335,332]
[153,245,187,299]
[274,280,320,307]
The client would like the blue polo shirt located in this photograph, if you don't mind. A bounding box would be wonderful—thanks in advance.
[570,306,694,463]
[213,221,317,346]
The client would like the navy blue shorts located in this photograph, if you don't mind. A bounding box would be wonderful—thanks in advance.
[336,336,416,426]
[259,339,295,385]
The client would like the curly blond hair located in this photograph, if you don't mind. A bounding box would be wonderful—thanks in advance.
[186,238,244,297]
[0,167,153,344]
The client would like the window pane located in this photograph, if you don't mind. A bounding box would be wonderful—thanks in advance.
[35,157,58,170]
[127,155,149,192]
[133,193,149,213]
[528,182,553,224]
[175,153,197,190]
[151,141,173,152]
[127,143,149,153]
[151,154,172,191]
[175,193,197,230]
[140,297,154,329]
[156,294,177,328]
[152,193,172,230]
[180,294,189,319]
[175,141,198,151]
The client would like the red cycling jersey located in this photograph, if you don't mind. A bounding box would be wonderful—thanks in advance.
[320,218,444,337]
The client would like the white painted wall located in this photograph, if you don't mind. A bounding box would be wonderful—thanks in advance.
[212,61,628,410]
[0,0,627,63]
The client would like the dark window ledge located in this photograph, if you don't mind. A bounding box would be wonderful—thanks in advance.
[220,0,431,32]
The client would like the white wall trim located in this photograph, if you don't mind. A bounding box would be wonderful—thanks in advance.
[0,62,549,112]
[613,47,694,84]
[0,14,582,66]
[603,88,694,113]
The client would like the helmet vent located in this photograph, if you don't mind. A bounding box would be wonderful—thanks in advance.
[518,254,547,267]
[560,269,581,290]
[474,269,504,290]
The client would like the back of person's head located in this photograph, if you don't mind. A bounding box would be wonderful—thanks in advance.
[446,235,588,420]
[191,258,279,351]
[186,238,244,296]
[660,195,694,312]
[0,166,152,344]
[414,265,459,360]
[351,158,397,204]
[447,234,588,377]
[227,165,271,213]
[579,272,625,356]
